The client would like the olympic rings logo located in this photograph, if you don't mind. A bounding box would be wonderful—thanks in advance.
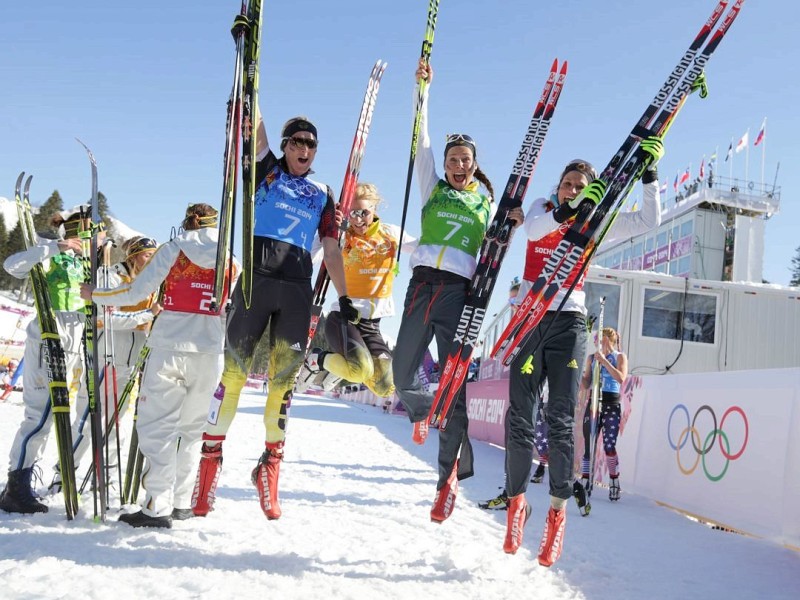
[667,404,749,482]
[442,187,476,203]
[279,172,319,198]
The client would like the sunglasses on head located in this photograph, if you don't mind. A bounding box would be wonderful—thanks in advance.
[349,208,372,220]
[446,133,475,145]
[286,136,318,150]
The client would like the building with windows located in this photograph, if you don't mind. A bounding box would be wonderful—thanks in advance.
[477,174,798,379]
[593,174,780,283]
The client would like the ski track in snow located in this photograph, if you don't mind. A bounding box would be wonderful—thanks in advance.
[0,388,797,600]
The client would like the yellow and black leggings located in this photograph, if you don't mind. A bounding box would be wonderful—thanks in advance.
[205,275,311,444]
[323,313,394,397]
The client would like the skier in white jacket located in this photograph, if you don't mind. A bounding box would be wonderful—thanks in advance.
[84,204,238,528]
[0,210,111,515]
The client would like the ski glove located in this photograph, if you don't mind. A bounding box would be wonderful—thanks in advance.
[552,202,576,223]
[339,296,361,325]
[640,135,664,184]
[567,180,607,211]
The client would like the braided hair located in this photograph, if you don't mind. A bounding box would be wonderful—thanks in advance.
[182,204,218,231]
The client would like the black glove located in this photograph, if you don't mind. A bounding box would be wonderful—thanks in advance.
[339,296,360,325]
[642,164,659,185]
[552,203,577,223]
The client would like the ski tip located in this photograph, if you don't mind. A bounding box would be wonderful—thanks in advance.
[15,171,25,191]
[560,60,568,74]
[550,57,558,70]
[75,137,97,163]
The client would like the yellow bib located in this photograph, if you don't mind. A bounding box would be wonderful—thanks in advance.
[343,221,397,299]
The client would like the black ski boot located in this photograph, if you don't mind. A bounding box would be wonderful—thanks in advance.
[478,488,508,510]
[573,478,590,516]
[119,510,172,529]
[609,478,621,501]
[0,468,49,514]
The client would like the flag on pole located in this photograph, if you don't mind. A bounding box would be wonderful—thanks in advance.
[699,158,705,179]
[659,180,667,194]
[735,130,749,153]
[679,166,691,185]
[725,141,733,162]
[710,151,718,163]
[673,173,679,192]
[754,118,766,146]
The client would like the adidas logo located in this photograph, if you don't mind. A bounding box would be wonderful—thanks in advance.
[289,342,303,352]
[567,358,579,369]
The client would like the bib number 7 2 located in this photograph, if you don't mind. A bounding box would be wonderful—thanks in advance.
[444,219,470,248]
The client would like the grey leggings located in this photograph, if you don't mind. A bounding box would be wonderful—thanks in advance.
[393,276,474,489]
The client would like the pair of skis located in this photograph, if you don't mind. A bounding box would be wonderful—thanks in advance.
[305,59,388,350]
[491,0,744,366]
[428,59,568,430]
[13,173,80,520]
[212,0,263,312]
[120,347,150,505]
[76,139,108,522]
[574,297,605,516]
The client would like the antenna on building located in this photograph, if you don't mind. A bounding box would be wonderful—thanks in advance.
[770,161,780,197]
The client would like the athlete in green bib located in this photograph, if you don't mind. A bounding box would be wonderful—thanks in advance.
[393,59,523,524]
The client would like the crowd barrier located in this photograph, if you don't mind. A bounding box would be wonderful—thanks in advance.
[463,368,800,549]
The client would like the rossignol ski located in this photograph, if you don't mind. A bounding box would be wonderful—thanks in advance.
[305,60,387,349]
[574,297,605,516]
[240,0,263,309]
[394,0,440,272]
[14,172,80,520]
[428,59,567,430]
[492,0,744,366]
[211,1,249,312]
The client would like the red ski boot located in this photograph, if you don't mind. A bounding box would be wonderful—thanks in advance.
[251,441,284,520]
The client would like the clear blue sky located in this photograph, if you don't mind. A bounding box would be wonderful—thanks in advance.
[2,0,797,343]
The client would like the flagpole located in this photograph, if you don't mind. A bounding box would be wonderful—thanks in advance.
[744,128,750,185]
[714,145,719,186]
[728,137,733,182]
[760,118,767,192]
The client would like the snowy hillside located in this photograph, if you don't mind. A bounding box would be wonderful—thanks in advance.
[0,196,143,241]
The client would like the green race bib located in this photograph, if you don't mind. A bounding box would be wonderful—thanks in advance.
[419,181,491,257]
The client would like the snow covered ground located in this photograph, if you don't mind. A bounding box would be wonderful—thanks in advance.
[0,387,797,600]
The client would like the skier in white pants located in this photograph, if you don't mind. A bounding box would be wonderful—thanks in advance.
[0,211,104,514]
[84,204,237,528]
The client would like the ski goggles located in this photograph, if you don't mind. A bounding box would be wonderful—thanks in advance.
[349,208,373,220]
[446,133,475,145]
[444,133,477,158]
[285,136,318,150]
